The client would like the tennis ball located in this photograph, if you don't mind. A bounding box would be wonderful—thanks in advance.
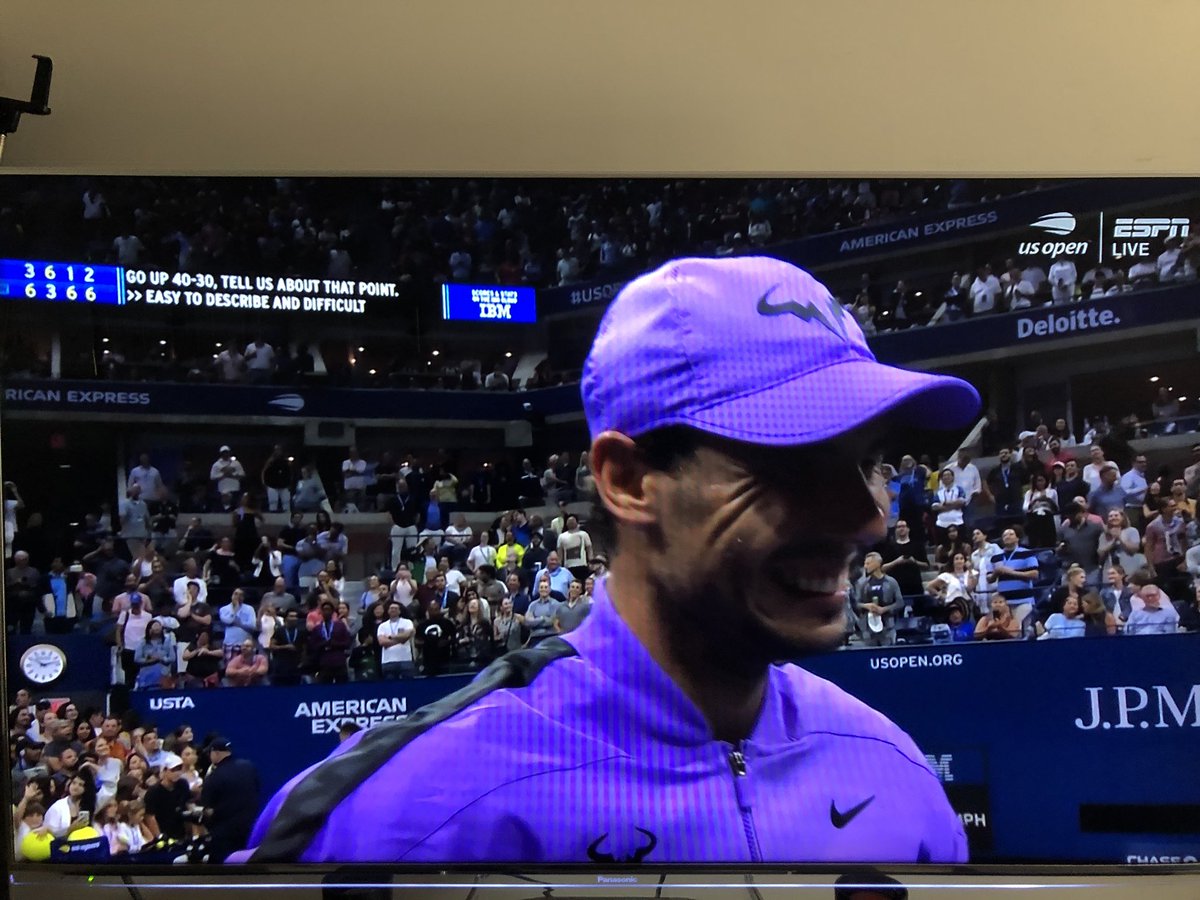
[20,830,54,861]
[68,826,101,841]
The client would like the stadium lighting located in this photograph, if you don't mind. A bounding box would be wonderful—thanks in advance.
[505,351,513,358]
[1179,396,1189,402]
[215,342,222,348]
[212,354,219,359]
[287,456,295,462]
[431,350,440,357]
[358,346,365,352]
[1150,376,1160,383]
[158,339,167,346]
[101,337,110,343]
[368,368,377,375]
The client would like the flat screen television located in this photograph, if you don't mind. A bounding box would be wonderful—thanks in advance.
[2,174,1198,887]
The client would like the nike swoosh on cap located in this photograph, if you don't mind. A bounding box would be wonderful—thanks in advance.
[755,283,849,340]
[830,795,876,829]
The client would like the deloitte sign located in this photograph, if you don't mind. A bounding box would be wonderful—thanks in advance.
[1015,306,1120,340]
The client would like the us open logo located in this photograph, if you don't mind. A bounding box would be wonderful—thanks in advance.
[267,394,305,412]
[1029,212,1077,235]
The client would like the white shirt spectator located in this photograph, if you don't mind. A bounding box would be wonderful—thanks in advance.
[933,484,966,529]
[244,341,275,372]
[484,370,510,391]
[172,575,208,607]
[969,273,1002,314]
[1048,260,1077,303]
[82,190,108,220]
[210,455,246,496]
[444,523,473,547]
[443,567,467,595]
[127,463,164,501]
[342,457,367,492]
[947,461,982,501]
[1005,278,1036,310]
[1185,543,1200,577]
[1157,247,1181,280]
[1128,259,1158,285]
[112,234,145,267]
[449,250,472,280]
[467,544,497,573]
[1021,266,1047,291]
[215,348,245,382]
[747,219,773,245]
[1082,462,1109,493]
[378,616,415,664]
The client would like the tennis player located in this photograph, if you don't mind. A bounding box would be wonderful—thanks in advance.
[235,256,975,864]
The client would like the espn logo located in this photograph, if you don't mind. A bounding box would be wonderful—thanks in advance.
[1112,217,1191,240]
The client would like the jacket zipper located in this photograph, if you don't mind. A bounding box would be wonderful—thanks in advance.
[728,745,762,862]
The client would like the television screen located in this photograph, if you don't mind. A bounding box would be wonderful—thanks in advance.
[2,175,1198,874]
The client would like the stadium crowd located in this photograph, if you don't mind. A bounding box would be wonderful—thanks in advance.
[4,442,606,687]
[9,691,260,863]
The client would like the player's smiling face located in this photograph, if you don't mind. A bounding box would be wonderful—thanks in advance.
[650,421,890,660]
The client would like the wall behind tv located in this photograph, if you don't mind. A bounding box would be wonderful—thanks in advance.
[3,0,1199,897]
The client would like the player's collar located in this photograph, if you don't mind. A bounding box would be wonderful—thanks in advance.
[563,577,792,749]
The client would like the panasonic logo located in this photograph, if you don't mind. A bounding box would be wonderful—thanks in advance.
[1029,212,1077,236]
[267,394,305,412]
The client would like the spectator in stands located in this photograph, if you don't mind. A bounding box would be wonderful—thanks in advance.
[930,468,966,543]
[1098,509,1144,577]
[974,594,1020,641]
[210,445,245,503]
[1145,498,1188,595]
[467,530,497,575]
[968,528,1001,615]
[225,638,269,687]
[969,264,1001,316]
[1171,478,1196,521]
[260,576,297,616]
[1125,584,1180,636]
[309,600,352,683]
[556,514,593,581]
[1022,472,1060,549]
[1120,453,1150,528]
[260,445,293,513]
[269,608,307,686]
[204,536,241,602]
[385,476,420,571]
[517,458,544,507]
[378,600,416,679]
[143,752,190,843]
[218,589,258,662]
[417,600,456,676]
[1048,252,1078,304]
[340,447,368,512]
[553,580,592,635]
[44,773,94,839]
[1003,266,1036,310]
[293,464,328,513]
[1081,445,1110,493]
[127,453,165,507]
[1088,462,1127,518]
[495,529,525,571]
[244,338,276,384]
[990,527,1039,627]
[1128,254,1159,289]
[1055,458,1089,510]
[115,592,152,687]
[986,447,1025,524]
[852,552,904,647]
[1080,591,1118,637]
[484,363,510,391]
[214,342,246,383]
[133,620,177,690]
[1100,564,1135,624]
[1058,500,1104,587]
[1036,594,1085,639]
[316,521,349,562]
[181,629,223,688]
[932,525,972,570]
[524,578,561,647]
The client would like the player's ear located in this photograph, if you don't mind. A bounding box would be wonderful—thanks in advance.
[589,431,660,532]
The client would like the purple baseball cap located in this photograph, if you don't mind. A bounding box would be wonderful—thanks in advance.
[581,256,979,445]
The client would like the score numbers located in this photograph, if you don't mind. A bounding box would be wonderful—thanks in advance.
[0,258,123,306]
[19,262,99,302]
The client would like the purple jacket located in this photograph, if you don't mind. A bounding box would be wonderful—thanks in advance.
[233,578,966,864]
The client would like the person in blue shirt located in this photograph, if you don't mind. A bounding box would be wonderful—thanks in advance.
[218,589,258,662]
